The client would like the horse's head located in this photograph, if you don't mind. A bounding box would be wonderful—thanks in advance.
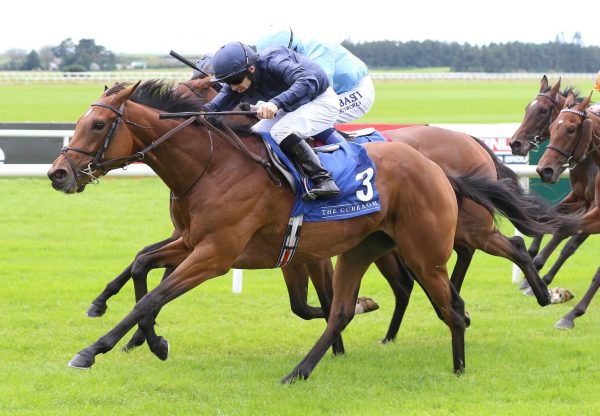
[536,92,594,183]
[177,76,220,102]
[510,75,563,156]
[48,82,142,193]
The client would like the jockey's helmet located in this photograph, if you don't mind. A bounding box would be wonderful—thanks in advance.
[211,42,258,84]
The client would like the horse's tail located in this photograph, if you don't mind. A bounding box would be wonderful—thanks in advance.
[470,135,521,184]
[446,172,582,237]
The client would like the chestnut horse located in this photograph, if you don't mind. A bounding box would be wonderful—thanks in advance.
[510,76,595,292]
[536,92,600,329]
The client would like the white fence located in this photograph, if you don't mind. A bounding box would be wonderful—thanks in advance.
[0,71,595,83]
[0,125,570,290]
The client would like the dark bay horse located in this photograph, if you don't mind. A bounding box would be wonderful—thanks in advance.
[87,79,574,356]
[510,76,595,291]
[536,92,600,329]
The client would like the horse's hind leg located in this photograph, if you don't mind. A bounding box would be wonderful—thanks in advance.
[479,232,574,306]
[527,234,544,259]
[375,253,415,344]
[304,260,346,355]
[555,266,600,329]
[449,245,474,294]
[86,236,177,317]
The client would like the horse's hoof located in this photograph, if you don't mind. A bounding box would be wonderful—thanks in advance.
[280,368,309,384]
[464,311,471,328]
[355,297,379,314]
[554,318,575,330]
[86,303,107,318]
[381,337,395,344]
[549,287,575,304]
[68,351,95,369]
[521,287,534,297]
[151,337,170,361]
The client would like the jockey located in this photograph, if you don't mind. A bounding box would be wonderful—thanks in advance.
[203,41,340,199]
[591,70,600,114]
[256,26,375,145]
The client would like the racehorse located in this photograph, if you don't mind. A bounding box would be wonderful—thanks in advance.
[86,79,575,356]
[536,92,600,329]
[510,76,595,291]
[49,80,481,380]
[48,81,580,381]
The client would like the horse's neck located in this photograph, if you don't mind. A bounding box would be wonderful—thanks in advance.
[589,116,600,167]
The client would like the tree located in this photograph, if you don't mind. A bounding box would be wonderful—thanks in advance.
[20,50,41,70]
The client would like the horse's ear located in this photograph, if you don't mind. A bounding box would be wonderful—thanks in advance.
[540,75,549,92]
[123,80,142,101]
[550,77,561,97]
[104,85,109,92]
[579,92,593,110]
[564,92,575,107]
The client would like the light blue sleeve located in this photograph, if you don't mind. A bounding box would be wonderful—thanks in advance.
[330,44,368,94]
[302,40,336,88]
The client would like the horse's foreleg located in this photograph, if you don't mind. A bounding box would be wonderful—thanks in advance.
[282,263,324,320]
[540,233,589,284]
[531,234,567,272]
[122,266,174,353]
[86,236,177,317]
[555,266,600,329]
[128,238,190,360]
[449,245,475,294]
[527,234,544,259]
[281,235,390,383]
[374,253,414,344]
[68,242,231,370]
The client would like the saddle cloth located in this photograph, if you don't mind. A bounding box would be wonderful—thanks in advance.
[260,132,382,222]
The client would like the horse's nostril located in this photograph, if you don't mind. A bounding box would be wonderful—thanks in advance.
[50,169,67,182]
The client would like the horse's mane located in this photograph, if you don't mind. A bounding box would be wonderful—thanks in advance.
[107,79,256,137]
[541,84,582,103]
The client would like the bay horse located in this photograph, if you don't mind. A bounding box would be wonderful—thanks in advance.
[86,79,574,356]
[49,80,478,380]
[510,76,595,292]
[536,92,600,329]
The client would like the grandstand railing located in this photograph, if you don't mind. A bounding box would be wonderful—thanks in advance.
[0,71,595,83]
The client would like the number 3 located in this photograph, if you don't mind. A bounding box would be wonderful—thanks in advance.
[355,168,374,202]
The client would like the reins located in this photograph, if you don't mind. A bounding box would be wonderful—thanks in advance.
[63,100,281,197]
[529,92,561,150]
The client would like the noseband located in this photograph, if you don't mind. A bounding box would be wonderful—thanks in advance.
[546,107,593,169]
[529,92,560,149]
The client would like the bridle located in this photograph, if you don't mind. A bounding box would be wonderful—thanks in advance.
[528,92,561,150]
[60,99,278,199]
[545,107,600,169]
[60,101,200,192]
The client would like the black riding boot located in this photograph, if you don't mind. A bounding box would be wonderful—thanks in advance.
[280,134,340,200]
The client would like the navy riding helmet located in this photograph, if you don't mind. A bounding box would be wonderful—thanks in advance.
[211,42,258,83]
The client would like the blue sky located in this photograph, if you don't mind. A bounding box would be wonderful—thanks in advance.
[2,0,598,55]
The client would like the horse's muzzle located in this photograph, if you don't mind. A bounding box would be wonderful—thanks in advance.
[47,166,80,193]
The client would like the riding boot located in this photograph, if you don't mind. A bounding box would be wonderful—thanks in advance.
[312,128,347,145]
[280,134,340,200]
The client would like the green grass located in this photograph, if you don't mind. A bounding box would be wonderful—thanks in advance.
[0,77,594,124]
[1,178,600,414]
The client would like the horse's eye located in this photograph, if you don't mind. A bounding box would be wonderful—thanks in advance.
[567,127,576,134]
[93,121,106,130]
[540,108,548,114]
